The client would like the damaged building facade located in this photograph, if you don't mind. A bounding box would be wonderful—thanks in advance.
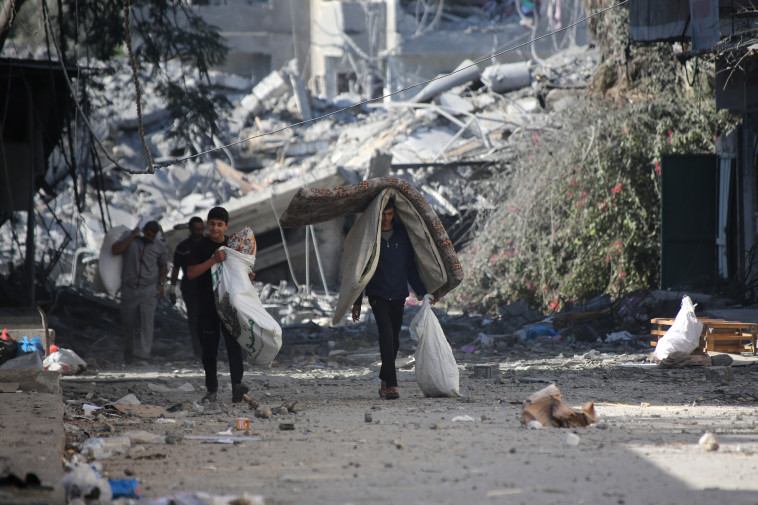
[629,0,758,291]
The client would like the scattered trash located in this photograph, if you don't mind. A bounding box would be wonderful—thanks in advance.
[61,463,113,503]
[243,393,259,409]
[279,423,295,431]
[184,435,261,444]
[112,394,140,405]
[451,415,476,422]
[82,404,102,417]
[698,432,719,451]
[109,478,141,499]
[472,365,499,379]
[520,384,598,428]
[364,412,372,423]
[526,420,543,430]
[122,430,166,444]
[236,418,251,431]
[605,331,635,343]
[137,491,264,504]
[525,326,557,340]
[16,336,45,359]
[80,436,131,459]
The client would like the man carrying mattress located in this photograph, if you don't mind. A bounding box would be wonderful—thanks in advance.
[351,198,431,400]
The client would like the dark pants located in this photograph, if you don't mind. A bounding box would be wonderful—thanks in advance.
[181,286,201,358]
[197,312,244,394]
[369,297,405,388]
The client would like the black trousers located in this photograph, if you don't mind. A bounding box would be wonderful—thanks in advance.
[369,297,405,388]
[197,312,243,394]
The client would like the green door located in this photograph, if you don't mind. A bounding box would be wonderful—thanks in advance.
[660,154,718,289]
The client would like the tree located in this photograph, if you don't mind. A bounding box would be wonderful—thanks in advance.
[1,0,230,171]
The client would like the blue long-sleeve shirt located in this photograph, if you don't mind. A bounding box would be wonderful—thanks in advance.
[356,222,426,304]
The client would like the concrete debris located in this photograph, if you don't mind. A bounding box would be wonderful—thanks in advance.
[698,432,720,451]
[1,42,603,299]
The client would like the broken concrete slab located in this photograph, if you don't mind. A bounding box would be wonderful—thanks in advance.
[0,369,60,394]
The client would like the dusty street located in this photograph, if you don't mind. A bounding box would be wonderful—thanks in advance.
[56,300,758,505]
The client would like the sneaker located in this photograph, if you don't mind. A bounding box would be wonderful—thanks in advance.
[232,383,249,403]
[201,391,217,403]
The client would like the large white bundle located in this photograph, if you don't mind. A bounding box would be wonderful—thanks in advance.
[212,247,281,365]
[97,225,130,296]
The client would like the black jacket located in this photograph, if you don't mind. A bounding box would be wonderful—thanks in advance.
[358,222,426,304]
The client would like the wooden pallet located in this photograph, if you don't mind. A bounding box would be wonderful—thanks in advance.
[650,317,757,355]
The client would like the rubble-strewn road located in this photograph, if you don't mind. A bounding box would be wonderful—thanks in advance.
[59,344,758,505]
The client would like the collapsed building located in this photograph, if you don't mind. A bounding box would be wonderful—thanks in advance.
[0,0,592,305]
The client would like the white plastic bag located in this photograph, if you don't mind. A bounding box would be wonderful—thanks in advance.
[97,225,129,296]
[653,295,703,361]
[411,294,460,398]
[43,348,87,374]
[212,247,282,365]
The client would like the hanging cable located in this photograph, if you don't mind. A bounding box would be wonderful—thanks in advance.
[122,0,155,174]
[269,192,301,289]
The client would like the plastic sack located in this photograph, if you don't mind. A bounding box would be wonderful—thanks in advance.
[653,295,704,361]
[98,225,130,296]
[0,351,44,370]
[17,336,44,358]
[44,347,87,374]
[0,333,17,365]
[212,246,282,365]
[411,294,460,398]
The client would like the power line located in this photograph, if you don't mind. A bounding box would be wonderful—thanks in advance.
[153,0,628,170]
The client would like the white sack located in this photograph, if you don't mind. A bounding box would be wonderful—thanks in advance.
[212,247,282,365]
[43,348,87,374]
[653,295,703,361]
[411,295,460,398]
[97,225,130,296]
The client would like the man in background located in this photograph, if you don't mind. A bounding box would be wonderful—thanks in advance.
[112,220,168,364]
[169,216,204,359]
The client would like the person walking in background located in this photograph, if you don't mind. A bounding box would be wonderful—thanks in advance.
[186,207,249,403]
[351,199,429,400]
[169,216,204,359]
[112,220,168,364]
